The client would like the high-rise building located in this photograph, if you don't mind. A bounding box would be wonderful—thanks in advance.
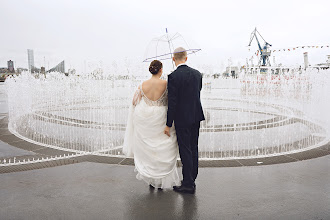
[27,49,35,71]
[303,52,309,69]
[48,60,65,73]
[7,60,14,73]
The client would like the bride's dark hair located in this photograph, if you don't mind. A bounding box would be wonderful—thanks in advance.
[149,60,162,75]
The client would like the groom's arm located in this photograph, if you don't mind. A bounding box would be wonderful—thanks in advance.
[166,73,178,127]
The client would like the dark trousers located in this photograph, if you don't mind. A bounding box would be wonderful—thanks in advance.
[176,122,200,187]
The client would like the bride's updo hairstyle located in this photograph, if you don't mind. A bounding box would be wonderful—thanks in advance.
[149,60,162,75]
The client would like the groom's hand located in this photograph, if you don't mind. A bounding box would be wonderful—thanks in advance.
[164,126,170,137]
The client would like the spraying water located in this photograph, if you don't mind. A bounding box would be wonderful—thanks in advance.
[5,69,330,159]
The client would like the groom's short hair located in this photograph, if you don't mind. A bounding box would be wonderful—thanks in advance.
[173,47,187,61]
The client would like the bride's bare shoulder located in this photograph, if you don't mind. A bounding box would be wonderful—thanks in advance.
[160,79,167,85]
[159,79,167,89]
[141,79,151,87]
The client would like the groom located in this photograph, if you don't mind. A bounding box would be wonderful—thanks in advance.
[164,47,205,194]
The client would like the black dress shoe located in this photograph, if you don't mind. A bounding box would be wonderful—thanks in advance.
[173,185,196,194]
[180,181,196,189]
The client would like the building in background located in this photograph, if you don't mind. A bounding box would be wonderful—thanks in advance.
[16,68,28,74]
[0,60,16,81]
[0,68,7,74]
[7,60,15,73]
[223,66,240,78]
[41,67,45,74]
[303,52,309,69]
[315,55,330,70]
[27,49,35,71]
[47,60,65,73]
[68,69,76,75]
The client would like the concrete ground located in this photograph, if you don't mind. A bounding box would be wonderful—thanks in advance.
[0,140,36,158]
[0,155,329,220]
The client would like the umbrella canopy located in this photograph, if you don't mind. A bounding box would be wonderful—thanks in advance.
[143,30,201,63]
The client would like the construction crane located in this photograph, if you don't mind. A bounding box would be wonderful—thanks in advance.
[248,28,272,66]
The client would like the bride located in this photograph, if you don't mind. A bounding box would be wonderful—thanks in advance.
[123,60,180,189]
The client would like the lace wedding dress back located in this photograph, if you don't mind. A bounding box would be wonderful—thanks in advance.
[123,83,180,189]
[140,83,168,106]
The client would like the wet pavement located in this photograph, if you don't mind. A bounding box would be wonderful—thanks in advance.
[0,140,36,158]
[0,156,329,220]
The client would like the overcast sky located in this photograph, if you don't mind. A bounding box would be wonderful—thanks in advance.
[1,0,329,74]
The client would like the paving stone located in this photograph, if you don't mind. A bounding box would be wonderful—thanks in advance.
[201,160,243,167]
[119,158,134,166]
[0,123,8,128]
[288,148,330,161]
[8,141,44,151]
[237,155,297,166]
[31,147,71,156]
[87,155,124,164]
[0,128,12,136]
[318,143,330,152]
[0,134,23,144]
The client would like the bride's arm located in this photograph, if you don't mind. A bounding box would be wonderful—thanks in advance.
[132,85,142,106]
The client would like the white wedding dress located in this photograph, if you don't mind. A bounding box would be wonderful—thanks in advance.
[123,84,180,189]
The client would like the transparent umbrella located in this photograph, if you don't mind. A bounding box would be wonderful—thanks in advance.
[143,29,201,69]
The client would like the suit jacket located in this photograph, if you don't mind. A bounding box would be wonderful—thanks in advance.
[166,64,205,128]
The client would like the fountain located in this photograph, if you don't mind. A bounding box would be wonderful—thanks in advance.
[5,69,330,160]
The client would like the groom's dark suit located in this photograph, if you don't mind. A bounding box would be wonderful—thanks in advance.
[166,64,205,187]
